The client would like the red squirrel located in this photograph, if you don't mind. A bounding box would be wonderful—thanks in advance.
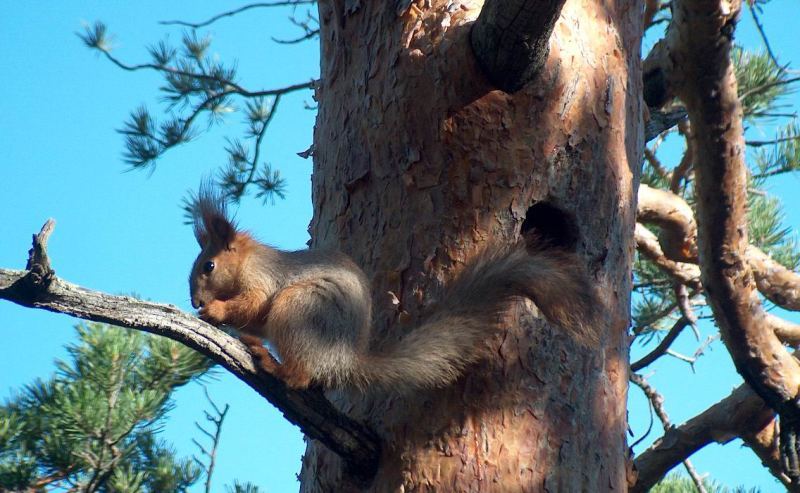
[189,186,597,391]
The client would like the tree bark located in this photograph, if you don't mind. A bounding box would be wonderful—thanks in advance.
[301,0,642,490]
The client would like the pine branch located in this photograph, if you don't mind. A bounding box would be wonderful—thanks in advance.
[0,221,380,483]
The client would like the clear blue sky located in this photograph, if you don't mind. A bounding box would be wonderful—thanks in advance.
[1,2,798,492]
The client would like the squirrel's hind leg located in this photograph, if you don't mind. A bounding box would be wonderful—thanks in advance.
[239,334,313,389]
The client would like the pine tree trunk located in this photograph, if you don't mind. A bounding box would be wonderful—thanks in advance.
[302,1,642,490]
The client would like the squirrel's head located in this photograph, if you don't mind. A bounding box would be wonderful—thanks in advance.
[188,185,251,310]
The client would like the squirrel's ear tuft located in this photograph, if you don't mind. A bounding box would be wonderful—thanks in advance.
[190,181,237,248]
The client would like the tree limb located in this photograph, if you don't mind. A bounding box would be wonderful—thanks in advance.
[0,221,380,482]
[632,383,777,492]
[637,186,800,314]
[665,0,800,480]
[470,0,567,93]
[637,184,698,263]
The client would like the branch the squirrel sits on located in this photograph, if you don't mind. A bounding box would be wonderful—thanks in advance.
[189,185,598,392]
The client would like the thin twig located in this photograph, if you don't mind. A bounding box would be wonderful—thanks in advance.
[160,1,317,29]
[746,135,800,147]
[631,317,690,372]
[747,3,783,71]
[630,374,708,493]
[98,49,313,99]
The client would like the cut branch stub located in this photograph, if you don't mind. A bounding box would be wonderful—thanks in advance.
[24,218,56,291]
[470,0,567,93]
[0,221,381,483]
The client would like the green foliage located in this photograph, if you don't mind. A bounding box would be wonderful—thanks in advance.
[734,47,795,122]
[0,323,213,492]
[753,121,800,178]
[748,190,800,269]
[652,473,761,493]
[226,480,263,493]
[79,21,302,205]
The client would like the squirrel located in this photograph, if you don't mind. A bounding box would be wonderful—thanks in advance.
[189,186,598,392]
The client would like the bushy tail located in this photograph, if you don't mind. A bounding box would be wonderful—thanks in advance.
[358,242,598,392]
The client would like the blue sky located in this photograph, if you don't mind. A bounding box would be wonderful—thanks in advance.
[1,2,799,492]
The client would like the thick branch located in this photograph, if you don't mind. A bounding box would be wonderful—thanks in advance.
[634,222,701,287]
[0,224,380,481]
[666,0,800,477]
[632,383,775,492]
[470,0,567,93]
[637,184,698,262]
[637,186,800,314]
[748,247,800,311]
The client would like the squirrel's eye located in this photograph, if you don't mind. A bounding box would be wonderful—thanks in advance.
[203,260,215,274]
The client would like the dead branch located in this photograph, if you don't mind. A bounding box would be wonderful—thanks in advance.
[630,374,708,493]
[0,221,380,482]
[470,0,567,93]
[160,1,317,29]
[631,317,691,372]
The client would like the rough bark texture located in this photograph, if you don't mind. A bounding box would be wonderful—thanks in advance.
[470,0,567,93]
[300,0,642,490]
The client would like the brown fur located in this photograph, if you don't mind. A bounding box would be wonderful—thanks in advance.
[189,187,599,392]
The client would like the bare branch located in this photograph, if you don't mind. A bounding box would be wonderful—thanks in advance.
[470,0,567,93]
[160,1,317,29]
[630,374,708,493]
[746,134,800,148]
[0,222,380,482]
[631,317,691,372]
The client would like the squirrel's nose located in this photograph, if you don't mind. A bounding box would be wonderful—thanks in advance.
[191,298,203,309]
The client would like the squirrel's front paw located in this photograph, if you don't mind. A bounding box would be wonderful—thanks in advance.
[199,299,227,325]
